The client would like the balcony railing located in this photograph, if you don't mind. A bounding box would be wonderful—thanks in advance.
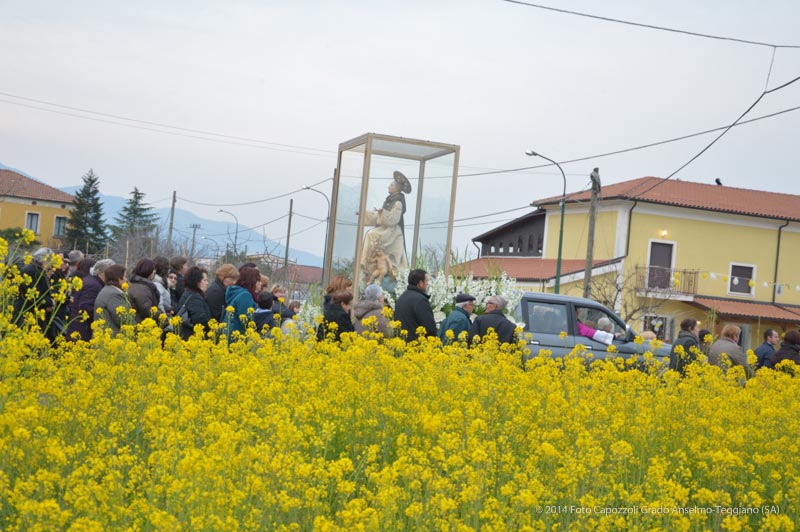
[635,265,699,295]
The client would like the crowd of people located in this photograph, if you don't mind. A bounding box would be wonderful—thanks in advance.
[11,248,303,343]
[12,248,519,347]
[18,247,798,373]
[668,318,800,377]
[311,268,519,346]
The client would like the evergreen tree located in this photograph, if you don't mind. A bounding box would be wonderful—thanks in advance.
[66,169,108,254]
[111,187,160,241]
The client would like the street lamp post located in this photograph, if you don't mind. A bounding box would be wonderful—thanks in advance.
[217,209,239,259]
[526,149,567,294]
[201,236,221,260]
[303,185,331,285]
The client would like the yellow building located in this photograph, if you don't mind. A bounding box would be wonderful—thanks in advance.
[0,169,75,250]
[463,176,800,350]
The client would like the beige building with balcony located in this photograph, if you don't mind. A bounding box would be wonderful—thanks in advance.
[459,176,800,349]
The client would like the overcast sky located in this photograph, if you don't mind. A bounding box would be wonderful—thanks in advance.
[2,0,799,259]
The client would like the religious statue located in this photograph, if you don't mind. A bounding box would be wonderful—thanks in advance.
[359,171,411,282]
[366,244,395,286]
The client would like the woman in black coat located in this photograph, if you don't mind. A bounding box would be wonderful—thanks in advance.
[317,290,354,342]
[67,258,101,341]
[126,258,161,324]
[669,318,700,375]
[177,266,211,340]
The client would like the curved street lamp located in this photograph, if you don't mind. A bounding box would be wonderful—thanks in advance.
[217,209,239,257]
[526,149,567,294]
[201,236,221,259]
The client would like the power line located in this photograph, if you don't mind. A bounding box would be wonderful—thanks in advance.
[457,105,800,178]
[177,178,332,207]
[0,91,335,154]
[501,0,800,49]
[4,91,798,187]
[0,98,335,158]
[171,103,800,209]
[272,219,327,243]
[201,213,290,238]
[630,72,800,199]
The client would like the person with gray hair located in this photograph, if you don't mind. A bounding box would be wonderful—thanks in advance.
[13,247,56,339]
[67,250,84,278]
[353,284,391,337]
[91,259,115,281]
[468,295,517,345]
[438,293,476,344]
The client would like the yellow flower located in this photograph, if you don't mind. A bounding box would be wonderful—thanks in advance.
[21,228,35,244]
[121,282,129,292]
[71,276,83,291]
[226,305,235,313]
[445,329,455,340]
[559,331,567,339]
[49,252,63,269]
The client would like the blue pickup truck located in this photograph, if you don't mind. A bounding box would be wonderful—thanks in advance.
[512,292,672,363]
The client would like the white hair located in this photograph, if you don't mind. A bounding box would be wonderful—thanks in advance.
[91,259,115,277]
[31,247,53,263]
[597,317,613,332]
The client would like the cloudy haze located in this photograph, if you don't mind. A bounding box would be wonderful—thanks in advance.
[2,0,798,259]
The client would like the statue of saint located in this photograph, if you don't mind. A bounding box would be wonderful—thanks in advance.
[360,171,411,281]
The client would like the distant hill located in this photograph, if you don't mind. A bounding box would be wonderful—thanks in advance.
[43,185,322,266]
[0,163,322,265]
[57,185,323,266]
[0,162,39,181]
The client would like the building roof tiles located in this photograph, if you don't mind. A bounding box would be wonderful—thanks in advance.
[534,176,800,222]
[0,169,74,204]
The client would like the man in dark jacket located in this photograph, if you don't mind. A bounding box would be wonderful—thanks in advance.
[394,269,437,342]
[13,247,55,335]
[754,328,780,369]
[764,329,800,369]
[438,293,475,343]
[668,318,700,375]
[468,295,517,344]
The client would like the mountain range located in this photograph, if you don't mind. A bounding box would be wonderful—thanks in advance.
[59,186,323,267]
[0,162,322,266]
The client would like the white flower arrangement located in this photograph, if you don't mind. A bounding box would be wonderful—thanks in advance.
[387,267,523,323]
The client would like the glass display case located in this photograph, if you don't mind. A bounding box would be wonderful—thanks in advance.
[325,133,459,293]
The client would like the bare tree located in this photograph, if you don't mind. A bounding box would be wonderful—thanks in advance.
[589,268,672,327]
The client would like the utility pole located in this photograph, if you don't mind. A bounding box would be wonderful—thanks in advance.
[583,168,602,299]
[166,190,176,255]
[283,199,293,279]
[189,224,201,262]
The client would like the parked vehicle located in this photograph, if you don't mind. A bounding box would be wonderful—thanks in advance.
[513,292,672,364]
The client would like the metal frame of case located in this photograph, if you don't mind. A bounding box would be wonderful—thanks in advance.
[324,133,460,291]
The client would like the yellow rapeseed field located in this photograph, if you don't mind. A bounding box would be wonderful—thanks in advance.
[1,243,798,531]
